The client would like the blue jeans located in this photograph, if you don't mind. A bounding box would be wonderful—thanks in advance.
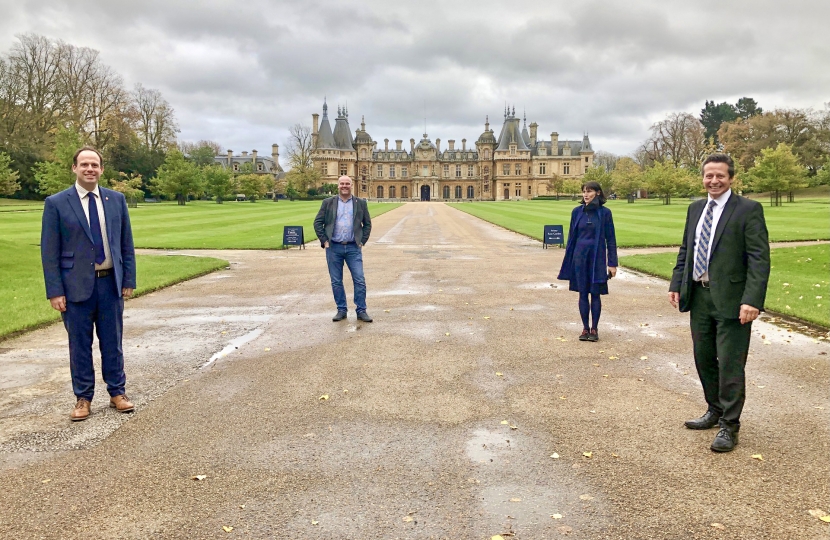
[326,242,367,312]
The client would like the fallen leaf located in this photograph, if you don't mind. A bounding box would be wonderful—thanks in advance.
[41,479,51,484]
[311,520,319,525]
[822,516,830,523]
[501,420,509,425]
[384,309,390,312]
[239,504,245,509]
[609,356,618,360]
[751,454,764,461]
[757,385,766,389]
[496,372,503,377]
[445,332,450,336]
[491,536,505,540]
[509,425,518,430]
[582,452,592,458]
[809,509,829,518]
[192,475,207,481]
[603,374,609,378]
[560,396,567,400]
[510,497,522,502]
[711,523,725,530]
[579,494,594,500]
[222,526,233,533]
[264,347,271,351]
[484,316,491,319]
[551,513,563,519]
[402,516,414,522]
[763,340,771,345]
[550,453,560,459]
[611,453,619,458]
[319,394,329,401]
[640,356,648,360]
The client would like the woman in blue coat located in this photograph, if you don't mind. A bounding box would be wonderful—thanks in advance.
[557,181,618,342]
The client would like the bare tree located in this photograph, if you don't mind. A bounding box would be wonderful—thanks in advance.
[132,83,179,151]
[593,150,621,172]
[640,112,710,170]
[284,123,320,193]
[179,140,223,155]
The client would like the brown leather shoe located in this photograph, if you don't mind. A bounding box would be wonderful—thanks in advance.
[70,398,91,422]
[109,394,135,413]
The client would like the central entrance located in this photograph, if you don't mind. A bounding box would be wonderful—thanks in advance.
[420,185,431,201]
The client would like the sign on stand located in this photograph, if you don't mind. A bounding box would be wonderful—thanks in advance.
[283,226,305,249]
[543,225,564,249]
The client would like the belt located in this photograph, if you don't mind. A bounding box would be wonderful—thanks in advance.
[694,280,710,289]
[95,268,113,278]
[335,241,356,245]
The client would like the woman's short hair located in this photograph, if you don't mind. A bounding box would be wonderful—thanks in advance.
[581,181,607,205]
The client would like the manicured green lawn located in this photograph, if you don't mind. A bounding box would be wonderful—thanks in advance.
[0,199,401,339]
[619,245,830,327]
[449,198,829,247]
[0,246,228,338]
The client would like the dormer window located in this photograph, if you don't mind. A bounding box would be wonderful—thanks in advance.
[233,163,239,171]
[510,145,516,156]
[539,147,546,156]
[257,163,263,171]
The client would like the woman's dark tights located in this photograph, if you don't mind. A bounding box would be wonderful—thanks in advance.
[578,292,602,330]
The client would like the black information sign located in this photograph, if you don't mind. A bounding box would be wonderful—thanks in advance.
[283,226,305,249]
[543,225,564,249]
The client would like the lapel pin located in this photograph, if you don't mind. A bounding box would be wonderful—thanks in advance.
[105,197,109,200]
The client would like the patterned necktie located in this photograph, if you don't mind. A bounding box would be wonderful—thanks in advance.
[693,199,717,280]
[88,193,106,265]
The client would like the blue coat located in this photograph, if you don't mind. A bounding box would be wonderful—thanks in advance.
[557,204,618,284]
[41,186,136,302]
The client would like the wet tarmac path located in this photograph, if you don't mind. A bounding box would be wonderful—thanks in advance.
[1,203,828,539]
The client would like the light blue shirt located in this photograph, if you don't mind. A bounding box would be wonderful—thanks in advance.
[331,196,355,243]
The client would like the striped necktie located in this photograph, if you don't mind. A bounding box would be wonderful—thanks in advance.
[693,199,717,280]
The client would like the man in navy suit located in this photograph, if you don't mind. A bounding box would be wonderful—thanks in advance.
[669,153,770,452]
[41,147,137,421]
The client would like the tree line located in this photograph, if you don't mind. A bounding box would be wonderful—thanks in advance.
[0,33,178,198]
[577,98,830,205]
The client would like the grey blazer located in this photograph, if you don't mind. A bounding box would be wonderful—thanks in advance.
[313,196,372,247]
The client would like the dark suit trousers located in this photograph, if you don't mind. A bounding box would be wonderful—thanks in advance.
[689,283,752,429]
[61,273,126,400]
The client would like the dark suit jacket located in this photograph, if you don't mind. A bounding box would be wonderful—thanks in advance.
[313,196,372,247]
[41,185,136,302]
[669,192,770,318]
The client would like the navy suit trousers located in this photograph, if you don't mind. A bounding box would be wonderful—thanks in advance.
[61,274,126,400]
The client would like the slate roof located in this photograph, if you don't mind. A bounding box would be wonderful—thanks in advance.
[332,107,354,151]
[213,155,282,173]
[496,116,530,152]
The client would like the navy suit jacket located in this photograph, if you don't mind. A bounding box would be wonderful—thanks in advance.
[41,185,136,302]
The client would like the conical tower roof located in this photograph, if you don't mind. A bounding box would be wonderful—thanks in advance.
[317,99,337,149]
[332,105,354,150]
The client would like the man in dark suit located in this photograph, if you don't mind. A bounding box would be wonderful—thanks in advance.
[669,153,770,452]
[313,175,372,322]
[41,147,137,421]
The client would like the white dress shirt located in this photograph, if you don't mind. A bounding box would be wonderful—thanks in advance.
[693,189,731,282]
[74,182,113,270]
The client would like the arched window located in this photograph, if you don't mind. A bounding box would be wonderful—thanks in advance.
[389,185,396,198]
[377,186,384,198]
[442,185,450,199]
[467,186,474,199]
[401,186,408,198]
[455,185,462,198]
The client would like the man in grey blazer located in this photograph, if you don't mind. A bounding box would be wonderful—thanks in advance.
[41,147,137,421]
[313,175,372,322]
[669,153,770,452]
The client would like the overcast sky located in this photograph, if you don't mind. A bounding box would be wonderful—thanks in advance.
[2,0,828,161]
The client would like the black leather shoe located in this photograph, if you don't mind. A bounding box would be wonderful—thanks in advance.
[332,311,347,322]
[579,329,590,341]
[356,311,373,323]
[711,427,739,452]
[684,410,721,430]
[587,329,599,342]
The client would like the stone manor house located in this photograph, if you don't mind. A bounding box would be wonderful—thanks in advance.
[311,100,594,201]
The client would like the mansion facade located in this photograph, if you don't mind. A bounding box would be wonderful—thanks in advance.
[310,101,594,201]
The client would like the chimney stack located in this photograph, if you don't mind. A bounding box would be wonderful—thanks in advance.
[227,149,233,167]
[448,139,455,151]
[462,138,467,151]
[384,138,389,151]
[529,122,538,146]
[551,132,559,152]
[395,139,402,151]
[272,143,279,163]
[436,138,441,152]
[242,151,248,157]
[410,138,415,153]
[312,113,319,135]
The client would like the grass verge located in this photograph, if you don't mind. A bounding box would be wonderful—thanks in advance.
[449,197,829,247]
[0,250,228,340]
[619,245,830,327]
